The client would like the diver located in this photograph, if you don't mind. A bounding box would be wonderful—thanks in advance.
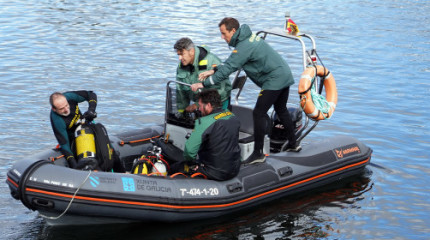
[174,37,232,117]
[49,91,97,169]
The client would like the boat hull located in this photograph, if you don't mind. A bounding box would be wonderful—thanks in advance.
[6,125,371,225]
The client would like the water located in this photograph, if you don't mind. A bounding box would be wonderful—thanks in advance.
[1,0,429,239]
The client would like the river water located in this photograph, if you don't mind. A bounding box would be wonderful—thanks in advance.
[1,0,429,239]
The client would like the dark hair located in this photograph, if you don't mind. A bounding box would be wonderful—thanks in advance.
[49,92,64,108]
[174,37,195,52]
[198,89,221,108]
[218,17,240,31]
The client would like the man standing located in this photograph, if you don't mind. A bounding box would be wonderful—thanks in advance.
[50,91,97,168]
[183,89,241,181]
[174,37,231,113]
[193,17,301,165]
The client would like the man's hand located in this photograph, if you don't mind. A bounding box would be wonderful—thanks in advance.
[198,70,214,81]
[66,156,78,169]
[185,104,198,113]
[175,112,184,119]
[76,158,98,170]
[83,110,97,121]
[191,83,204,92]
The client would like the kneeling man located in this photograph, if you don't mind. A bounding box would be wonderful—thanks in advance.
[184,89,241,181]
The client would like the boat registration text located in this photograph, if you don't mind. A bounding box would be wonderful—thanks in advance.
[180,187,219,197]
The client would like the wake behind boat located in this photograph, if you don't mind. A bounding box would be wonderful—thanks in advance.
[6,28,372,225]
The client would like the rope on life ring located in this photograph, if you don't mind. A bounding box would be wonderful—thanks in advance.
[298,65,338,121]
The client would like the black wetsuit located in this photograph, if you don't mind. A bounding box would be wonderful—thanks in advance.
[50,91,97,160]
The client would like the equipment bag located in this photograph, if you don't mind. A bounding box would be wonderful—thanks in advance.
[89,123,117,171]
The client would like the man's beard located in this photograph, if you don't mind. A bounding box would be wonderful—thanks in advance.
[59,111,70,117]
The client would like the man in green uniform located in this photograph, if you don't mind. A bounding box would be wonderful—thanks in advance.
[174,37,231,114]
[193,17,301,165]
[183,89,241,181]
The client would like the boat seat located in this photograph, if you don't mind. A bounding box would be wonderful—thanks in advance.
[231,105,271,159]
[231,105,271,144]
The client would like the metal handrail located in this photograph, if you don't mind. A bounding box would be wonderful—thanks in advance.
[256,29,308,70]
[256,29,320,145]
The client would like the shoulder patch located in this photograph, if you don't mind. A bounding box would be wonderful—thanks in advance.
[249,34,261,42]
[232,49,238,53]
[199,59,208,66]
[214,111,232,120]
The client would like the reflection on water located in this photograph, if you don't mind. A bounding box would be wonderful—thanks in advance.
[1,0,430,239]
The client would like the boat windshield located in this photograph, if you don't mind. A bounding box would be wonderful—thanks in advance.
[165,81,196,129]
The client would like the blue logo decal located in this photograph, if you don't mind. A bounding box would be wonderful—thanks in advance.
[121,177,136,192]
[90,176,100,188]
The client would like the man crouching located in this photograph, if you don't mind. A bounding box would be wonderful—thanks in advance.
[183,88,241,181]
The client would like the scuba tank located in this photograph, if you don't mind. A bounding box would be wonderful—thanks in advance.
[131,146,168,176]
[132,156,151,174]
[131,157,167,176]
[152,160,167,176]
[74,121,98,169]
[151,146,167,176]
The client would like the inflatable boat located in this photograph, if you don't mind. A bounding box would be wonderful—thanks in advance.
[6,29,372,225]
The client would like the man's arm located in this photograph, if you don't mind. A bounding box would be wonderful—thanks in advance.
[50,113,74,158]
[198,69,215,81]
[175,67,193,113]
[65,91,97,120]
[205,45,252,86]
[64,91,97,112]
[183,124,205,162]
[192,45,252,92]
[176,85,190,113]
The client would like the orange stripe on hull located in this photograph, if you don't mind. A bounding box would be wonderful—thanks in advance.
[7,177,19,188]
[25,158,370,210]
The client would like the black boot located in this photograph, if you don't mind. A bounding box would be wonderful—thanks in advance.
[243,150,266,165]
[285,141,302,152]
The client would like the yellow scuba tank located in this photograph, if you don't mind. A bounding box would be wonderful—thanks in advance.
[132,161,151,174]
[74,123,97,163]
[132,155,151,174]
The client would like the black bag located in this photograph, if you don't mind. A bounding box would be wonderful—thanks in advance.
[89,123,117,171]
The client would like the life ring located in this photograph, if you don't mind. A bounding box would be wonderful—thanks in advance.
[298,65,337,120]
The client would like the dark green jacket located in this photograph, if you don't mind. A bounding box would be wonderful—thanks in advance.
[176,45,231,112]
[184,109,241,181]
[50,91,97,159]
[204,24,294,90]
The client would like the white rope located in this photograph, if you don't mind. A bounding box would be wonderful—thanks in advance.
[38,170,92,220]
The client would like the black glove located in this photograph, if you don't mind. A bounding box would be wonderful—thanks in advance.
[175,112,184,119]
[66,156,78,169]
[76,158,98,170]
[194,109,202,119]
[83,110,97,121]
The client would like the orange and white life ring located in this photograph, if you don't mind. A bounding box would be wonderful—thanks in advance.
[298,65,338,120]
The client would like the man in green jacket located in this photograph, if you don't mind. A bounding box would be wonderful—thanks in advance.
[174,37,231,114]
[183,89,241,181]
[193,17,301,165]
